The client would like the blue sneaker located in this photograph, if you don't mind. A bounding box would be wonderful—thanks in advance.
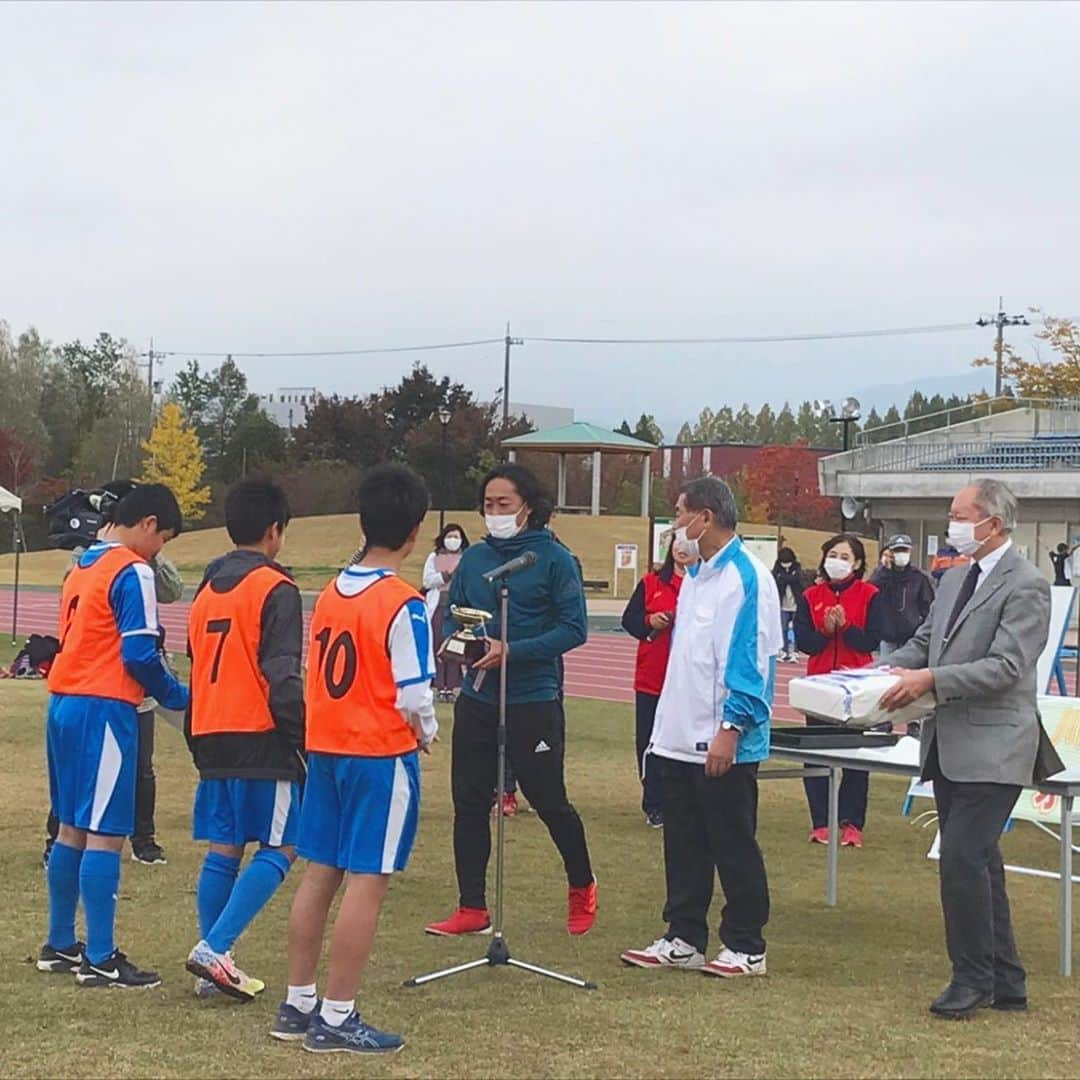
[302,1011,405,1055]
[270,1000,318,1042]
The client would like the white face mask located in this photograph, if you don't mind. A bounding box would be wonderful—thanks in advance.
[824,556,854,582]
[780,561,793,570]
[947,517,991,557]
[443,535,462,552]
[672,526,700,561]
[486,510,524,541]
[892,551,911,568]
[672,513,705,561]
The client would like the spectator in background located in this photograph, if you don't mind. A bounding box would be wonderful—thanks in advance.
[620,542,697,829]
[871,534,935,661]
[423,523,470,702]
[931,536,970,583]
[1050,542,1077,587]
[795,534,882,849]
[772,547,804,663]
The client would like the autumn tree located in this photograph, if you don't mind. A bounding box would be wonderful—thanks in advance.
[141,403,211,520]
[739,441,838,530]
[974,313,1080,398]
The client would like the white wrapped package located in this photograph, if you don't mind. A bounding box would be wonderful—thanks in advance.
[788,669,935,729]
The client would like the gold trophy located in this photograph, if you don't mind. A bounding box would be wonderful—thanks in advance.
[440,605,493,666]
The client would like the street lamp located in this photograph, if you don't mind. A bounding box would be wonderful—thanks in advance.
[817,398,861,532]
[437,406,452,532]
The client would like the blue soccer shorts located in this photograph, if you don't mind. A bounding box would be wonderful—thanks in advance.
[193,778,302,848]
[298,751,420,874]
[46,694,139,837]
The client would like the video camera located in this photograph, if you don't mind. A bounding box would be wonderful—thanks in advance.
[44,480,139,550]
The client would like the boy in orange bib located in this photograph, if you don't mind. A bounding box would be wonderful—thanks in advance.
[273,465,436,1056]
[185,479,304,1002]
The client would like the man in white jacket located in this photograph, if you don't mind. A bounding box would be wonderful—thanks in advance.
[621,476,782,978]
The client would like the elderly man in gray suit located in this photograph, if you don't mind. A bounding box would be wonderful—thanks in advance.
[881,478,1063,1020]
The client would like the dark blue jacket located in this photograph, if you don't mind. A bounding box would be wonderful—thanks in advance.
[446,528,587,706]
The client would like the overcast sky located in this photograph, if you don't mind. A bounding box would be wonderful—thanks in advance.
[3,1,1078,438]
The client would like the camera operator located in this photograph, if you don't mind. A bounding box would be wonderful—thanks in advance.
[42,488,184,868]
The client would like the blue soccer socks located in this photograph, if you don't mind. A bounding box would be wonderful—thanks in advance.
[205,847,291,955]
[197,851,241,939]
[47,841,83,951]
[80,849,121,966]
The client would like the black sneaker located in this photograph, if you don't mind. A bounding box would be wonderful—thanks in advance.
[645,811,664,829]
[131,840,167,866]
[76,950,162,989]
[37,941,85,974]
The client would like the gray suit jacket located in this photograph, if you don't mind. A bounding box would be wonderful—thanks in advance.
[889,544,1062,786]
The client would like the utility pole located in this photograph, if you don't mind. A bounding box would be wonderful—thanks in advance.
[977,298,1029,397]
[141,338,163,424]
[502,322,524,431]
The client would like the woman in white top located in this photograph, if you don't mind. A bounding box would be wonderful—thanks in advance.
[423,523,470,701]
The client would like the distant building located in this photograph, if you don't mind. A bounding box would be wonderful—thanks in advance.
[653,442,833,488]
[261,387,320,429]
[507,402,574,431]
[818,401,1080,583]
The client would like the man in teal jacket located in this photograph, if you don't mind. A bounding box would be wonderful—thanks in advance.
[425,464,597,938]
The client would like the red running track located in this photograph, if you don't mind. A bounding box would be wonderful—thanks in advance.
[0,587,806,718]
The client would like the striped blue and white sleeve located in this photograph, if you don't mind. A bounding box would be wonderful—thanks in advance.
[111,564,189,711]
[388,598,437,748]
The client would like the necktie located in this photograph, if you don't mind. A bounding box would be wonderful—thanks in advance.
[944,562,981,638]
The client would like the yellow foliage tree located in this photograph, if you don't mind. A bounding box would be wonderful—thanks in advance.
[141,402,212,521]
[974,312,1080,398]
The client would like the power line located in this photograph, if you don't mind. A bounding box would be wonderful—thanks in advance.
[155,337,503,359]
[526,322,978,345]
[149,319,994,362]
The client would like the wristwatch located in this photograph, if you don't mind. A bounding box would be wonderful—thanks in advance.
[720,721,742,733]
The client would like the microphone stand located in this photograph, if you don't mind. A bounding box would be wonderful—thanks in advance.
[404,576,596,992]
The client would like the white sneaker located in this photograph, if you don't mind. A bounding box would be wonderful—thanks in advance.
[620,936,706,970]
[702,947,767,978]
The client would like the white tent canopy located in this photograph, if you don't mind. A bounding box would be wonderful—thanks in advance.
[0,486,21,514]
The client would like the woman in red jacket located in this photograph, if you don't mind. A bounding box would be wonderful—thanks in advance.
[794,533,883,849]
[620,542,695,828]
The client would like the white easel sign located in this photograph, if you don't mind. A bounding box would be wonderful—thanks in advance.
[613,544,638,598]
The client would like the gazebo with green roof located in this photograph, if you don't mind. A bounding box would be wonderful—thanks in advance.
[502,422,656,517]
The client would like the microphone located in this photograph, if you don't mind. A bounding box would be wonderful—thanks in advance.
[482,550,538,583]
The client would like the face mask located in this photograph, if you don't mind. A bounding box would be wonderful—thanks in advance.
[780,561,793,570]
[444,535,462,552]
[892,551,910,568]
[947,518,991,557]
[672,526,700,561]
[824,557,853,582]
[486,510,523,541]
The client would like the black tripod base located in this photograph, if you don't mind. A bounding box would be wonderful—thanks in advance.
[404,934,597,990]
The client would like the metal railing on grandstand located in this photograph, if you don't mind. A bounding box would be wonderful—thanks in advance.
[855,396,1080,447]
[857,434,1080,473]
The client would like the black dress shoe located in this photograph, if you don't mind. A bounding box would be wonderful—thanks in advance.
[929,984,993,1019]
[992,995,1028,1012]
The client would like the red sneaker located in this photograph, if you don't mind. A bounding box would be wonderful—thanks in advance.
[841,823,864,848]
[424,907,492,936]
[501,793,518,818]
[567,879,597,935]
[809,827,830,845]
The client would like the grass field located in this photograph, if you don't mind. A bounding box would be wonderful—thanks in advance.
[2,644,1078,1078]
[0,513,873,597]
